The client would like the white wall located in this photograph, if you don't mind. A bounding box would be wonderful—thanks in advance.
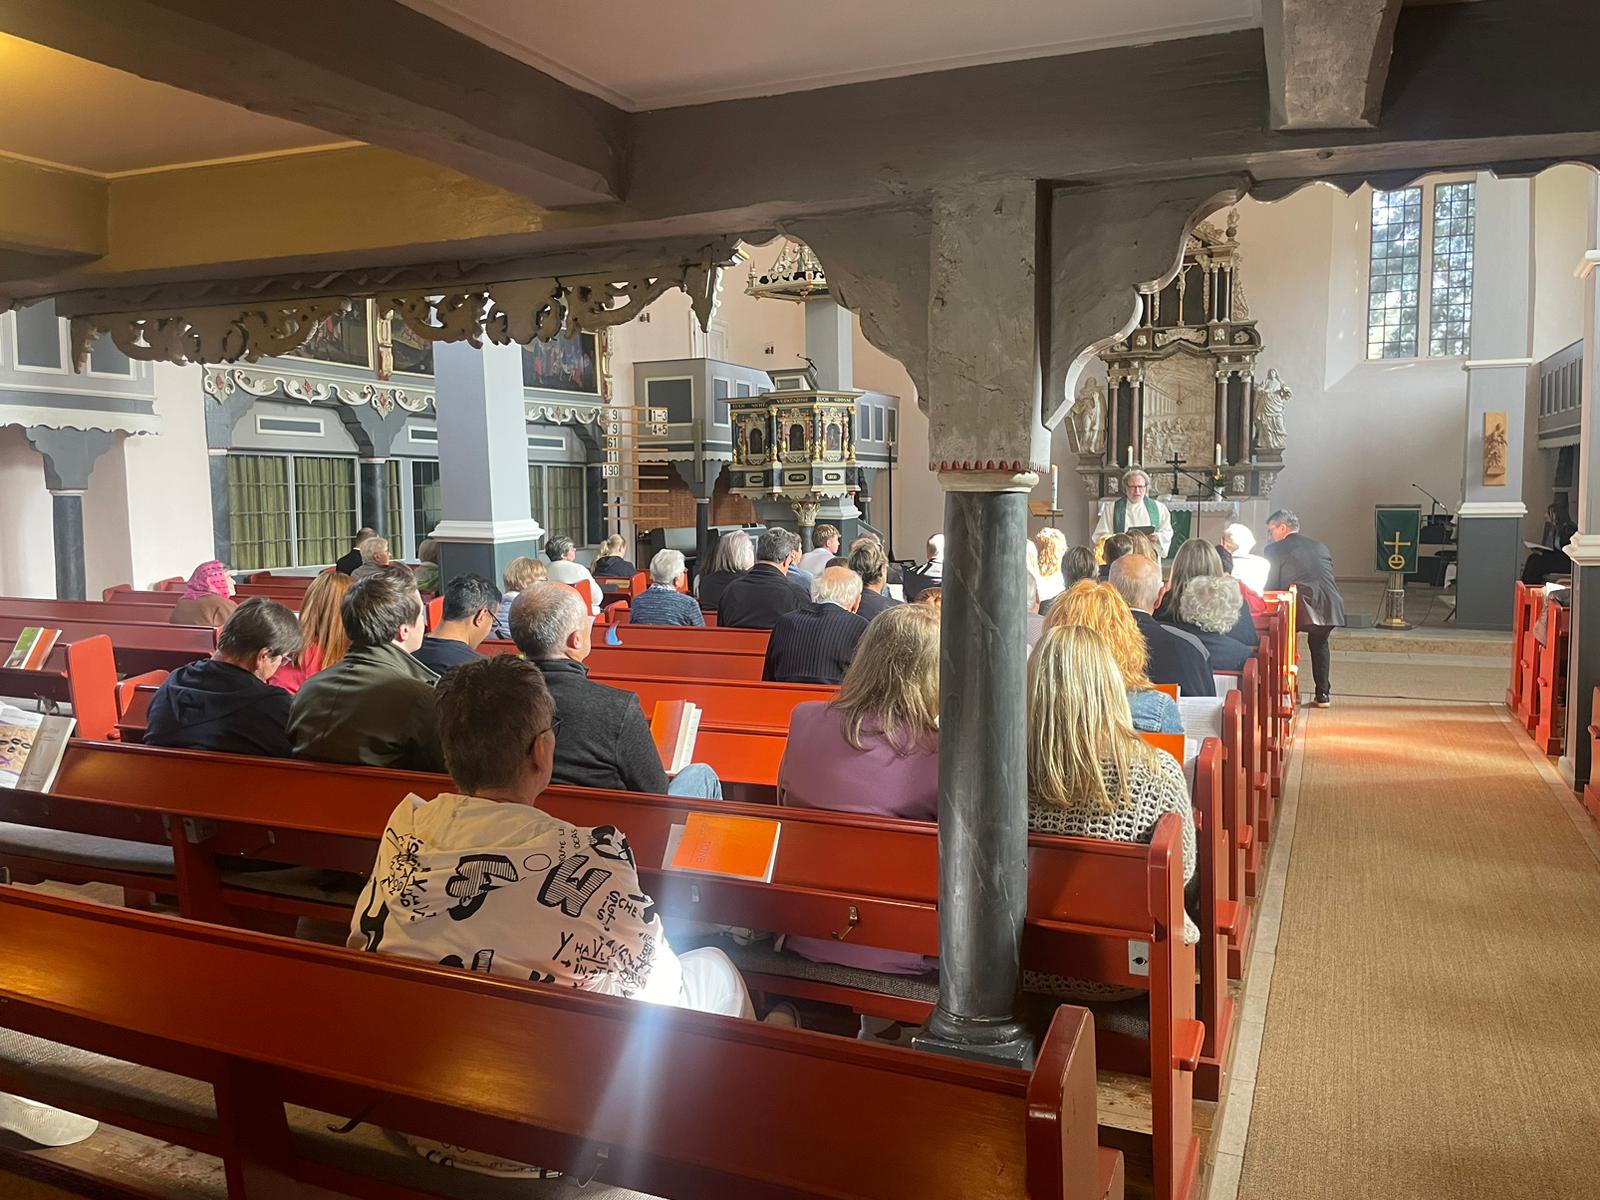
[0,424,55,597]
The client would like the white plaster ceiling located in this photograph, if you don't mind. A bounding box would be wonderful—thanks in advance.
[399,0,1263,111]
[0,33,348,175]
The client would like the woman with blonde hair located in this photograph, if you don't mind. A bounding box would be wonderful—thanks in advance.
[1044,579,1182,733]
[779,603,941,973]
[1126,529,1160,563]
[1156,538,1257,649]
[269,570,352,695]
[412,538,441,595]
[590,533,635,580]
[493,556,547,640]
[1034,528,1067,608]
[1026,624,1197,999]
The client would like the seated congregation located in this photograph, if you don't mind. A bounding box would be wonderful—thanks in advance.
[2,515,1299,1199]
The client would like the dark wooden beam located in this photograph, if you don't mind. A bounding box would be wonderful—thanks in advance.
[1263,0,1405,129]
[0,0,626,207]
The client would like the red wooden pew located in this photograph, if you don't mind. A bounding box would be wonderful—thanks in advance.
[1507,581,1536,711]
[0,633,119,740]
[8,740,1206,1200]
[0,613,214,676]
[1534,601,1570,755]
[0,888,1121,1200]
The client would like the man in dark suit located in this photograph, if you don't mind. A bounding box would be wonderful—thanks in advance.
[1263,509,1346,708]
[763,566,870,685]
[848,540,901,621]
[335,527,376,576]
[899,534,944,602]
[717,527,809,629]
[1109,554,1215,698]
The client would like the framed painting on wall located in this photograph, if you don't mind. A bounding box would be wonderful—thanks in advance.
[289,302,372,368]
[521,331,599,394]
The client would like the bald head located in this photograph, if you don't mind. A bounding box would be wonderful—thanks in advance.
[1109,553,1163,613]
[510,582,590,661]
[812,565,864,611]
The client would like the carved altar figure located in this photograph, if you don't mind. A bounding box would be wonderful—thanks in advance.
[1069,376,1104,455]
[1254,367,1290,451]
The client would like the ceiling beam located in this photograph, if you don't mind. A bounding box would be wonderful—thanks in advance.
[1262,0,1405,129]
[0,0,627,207]
[0,156,106,280]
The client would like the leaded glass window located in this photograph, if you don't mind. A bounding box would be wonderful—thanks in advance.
[547,465,586,547]
[412,461,442,548]
[528,464,547,547]
[1428,182,1475,357]
[293,456,358,567]
[226,455,292,571]
[385,459,406,556]
[1368,187,1422,359]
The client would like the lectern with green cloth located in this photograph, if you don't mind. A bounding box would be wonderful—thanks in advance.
[1375,504,1422,629]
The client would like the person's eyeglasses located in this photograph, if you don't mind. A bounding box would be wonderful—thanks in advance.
[527,716,562,754]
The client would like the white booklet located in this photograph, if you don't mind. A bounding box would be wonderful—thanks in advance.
[0,703,76,792]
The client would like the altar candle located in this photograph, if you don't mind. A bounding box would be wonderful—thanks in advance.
[1126,444,1133,467]
[1215,441,1223,466]
[1049,464,1059,510]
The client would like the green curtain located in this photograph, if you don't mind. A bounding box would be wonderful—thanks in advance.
[412,461,442,546]
[385,460,405,556]
[547,465,585,546]
[294,455,357,567]
[528,464,547,548]
[225,454,291,570]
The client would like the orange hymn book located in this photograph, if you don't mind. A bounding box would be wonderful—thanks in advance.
[665,812,781,883]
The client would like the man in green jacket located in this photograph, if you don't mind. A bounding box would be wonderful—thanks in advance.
[289,565,445,773]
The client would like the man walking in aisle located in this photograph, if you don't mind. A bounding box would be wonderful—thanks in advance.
[1262,509,1345,708]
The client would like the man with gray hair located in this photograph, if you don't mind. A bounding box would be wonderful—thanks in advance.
[510,583,721,797]
[717,526,809,628]
[1263,509,1344,707]
[1109,554,1215,697]
[762,565,869,685]
[628,549,705,626]
[1093,468,1174,556]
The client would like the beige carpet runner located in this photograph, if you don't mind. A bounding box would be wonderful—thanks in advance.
[1239,700,1600,1200]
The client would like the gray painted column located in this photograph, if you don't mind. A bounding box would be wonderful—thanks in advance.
[51,493,87,601]
[915,483,1032,1065]
[1457,174,1535,630]
[208,449,231,563]
[1561,175,1600,788]
[804,298,854,390]
[359,458,388,540]
[910,181,1046,1068]
[430,340,543,584]
[23,426,116,600]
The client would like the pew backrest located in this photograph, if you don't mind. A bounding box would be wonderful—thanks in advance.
[0,614,214,675]
[0,634,118,740]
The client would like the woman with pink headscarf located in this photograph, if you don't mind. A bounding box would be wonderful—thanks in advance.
[169,561,238,629]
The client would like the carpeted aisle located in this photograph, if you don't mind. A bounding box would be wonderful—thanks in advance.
[1238,700,1600,1200]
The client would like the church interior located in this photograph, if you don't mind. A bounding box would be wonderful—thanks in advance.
[3,3,1600,1199]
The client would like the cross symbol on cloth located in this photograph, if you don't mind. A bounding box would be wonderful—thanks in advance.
[1384,532,1411,555]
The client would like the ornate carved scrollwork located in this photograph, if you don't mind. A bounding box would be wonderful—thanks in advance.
[72,300,351,372]
[69,261,725,371]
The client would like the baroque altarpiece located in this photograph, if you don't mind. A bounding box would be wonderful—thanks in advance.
[1071,214,1290,504]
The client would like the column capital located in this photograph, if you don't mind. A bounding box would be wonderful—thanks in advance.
[1456,501,1527,519]
[1566,533,1600,567]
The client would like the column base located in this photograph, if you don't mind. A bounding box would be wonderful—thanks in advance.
[431,518,545,585]
[1454,512,1523,629]
[913,1009,1034,1068]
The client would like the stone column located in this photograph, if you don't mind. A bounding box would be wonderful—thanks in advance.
[910,181,1045,1068]
[1562,174,1600,788]
[1214,368,1228,462]
[1457,174,1535,630]
[804,299,854,390]
[23,427,117,600]
[359,457,388,540]
[429,340,543,583]
[207,448,231,563]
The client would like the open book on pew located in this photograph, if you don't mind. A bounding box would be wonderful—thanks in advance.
[663,812,782,883]
[650,699,703,775]
[0,703,75,792]
[3,627,61,671]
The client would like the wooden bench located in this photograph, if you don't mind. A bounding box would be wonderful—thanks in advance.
[11,740,1209,1200]
[0,634,120,740]
[1507,581,1536,710]
[0,887,1123,1200]
[602,622,772,654]
[1534,601,1570,755]
[0,613,215,676]
[1584,685,1600,826]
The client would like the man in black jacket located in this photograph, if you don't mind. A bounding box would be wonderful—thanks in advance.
[145,598,303,757]
[335,527,376,576]
[1109,554,1216,698]
[848,541,902,621]
[1263,509,1346,707]
[717,527,809,628]
[763,567,871,685]
[511,584,722,798]
[413,573,501,676]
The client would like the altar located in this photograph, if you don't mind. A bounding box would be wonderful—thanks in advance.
[1068,212,1294,539]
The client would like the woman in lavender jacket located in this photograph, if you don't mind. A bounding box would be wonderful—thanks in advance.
[778,603,940,976]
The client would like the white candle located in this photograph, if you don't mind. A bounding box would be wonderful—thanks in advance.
[1215,441,1223,466]
[1049,464,1059,510]
[1126,444,1133,467]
